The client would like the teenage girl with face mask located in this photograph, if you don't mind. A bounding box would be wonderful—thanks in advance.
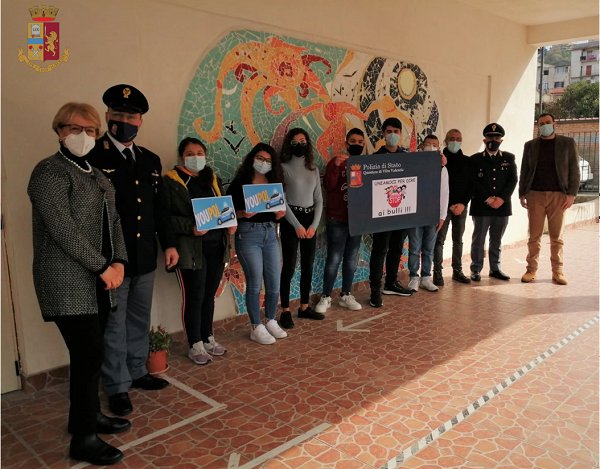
[162,137,235,364]
[278,128,324,329]
[226,143,288,345]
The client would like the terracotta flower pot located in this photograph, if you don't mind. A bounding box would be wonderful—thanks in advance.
[146,350,168,375]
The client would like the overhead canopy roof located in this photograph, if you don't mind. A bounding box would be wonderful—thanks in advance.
[454,0,598,45]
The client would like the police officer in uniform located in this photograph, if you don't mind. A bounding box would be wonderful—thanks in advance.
[88,84,178,416]
[469,123,517,282]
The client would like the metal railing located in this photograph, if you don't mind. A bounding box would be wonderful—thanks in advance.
[558,131,599,192]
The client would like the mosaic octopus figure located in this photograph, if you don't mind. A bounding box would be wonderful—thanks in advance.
[194,36,332,146]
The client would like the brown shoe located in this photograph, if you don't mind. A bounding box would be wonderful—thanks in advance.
[552,272,568,285]
[521,270,536,283]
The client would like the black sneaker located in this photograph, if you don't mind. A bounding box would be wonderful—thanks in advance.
[297,306,325,320]
[279,311,295,329]
[382,281,413,297]
[452,270,471,284]
[433,270,444,286]
[369,290,383,308]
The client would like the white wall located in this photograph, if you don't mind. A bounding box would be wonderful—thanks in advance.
[2,0,539,376]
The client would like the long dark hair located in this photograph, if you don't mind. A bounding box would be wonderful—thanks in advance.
[236,142,284,184]
[280,127,315,171]
[178,137,214,190]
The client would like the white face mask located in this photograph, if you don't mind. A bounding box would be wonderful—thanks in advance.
[183,156,206,172]
[423,144,439,152]
[64,132,96,157]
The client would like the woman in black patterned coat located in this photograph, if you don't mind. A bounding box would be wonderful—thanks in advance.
[27,103,129,466]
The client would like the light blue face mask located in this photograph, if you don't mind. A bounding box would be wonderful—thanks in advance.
[183,156,206,172]
[447,141,461,154]
[539,124,554,137]
[385,133,401,147]
[253,161,272,175]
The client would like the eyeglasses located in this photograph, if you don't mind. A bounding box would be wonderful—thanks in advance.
[290,141,307,147]
[254,155,272,163]
[59,124,97,137]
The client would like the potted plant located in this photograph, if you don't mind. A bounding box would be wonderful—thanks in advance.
[146,325,174,374]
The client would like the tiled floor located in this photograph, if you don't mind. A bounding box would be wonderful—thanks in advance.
[2,223,599,469]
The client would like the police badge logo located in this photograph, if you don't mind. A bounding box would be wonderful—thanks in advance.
[17,5,70,72]
[349,164,363,188]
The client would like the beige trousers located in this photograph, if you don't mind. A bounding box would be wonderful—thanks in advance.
[525,190,567,272]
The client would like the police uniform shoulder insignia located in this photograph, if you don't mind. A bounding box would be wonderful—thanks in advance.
[104,141,110,150]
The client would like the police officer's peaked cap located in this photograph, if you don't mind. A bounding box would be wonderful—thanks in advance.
[102,84,149,115]
[483,123,505,137]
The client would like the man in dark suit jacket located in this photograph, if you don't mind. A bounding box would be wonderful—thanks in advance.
[518,113,579,285]
[88,84,178,417]
[469,123,517,282]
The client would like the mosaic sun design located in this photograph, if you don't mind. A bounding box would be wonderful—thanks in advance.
[179,30,439,314]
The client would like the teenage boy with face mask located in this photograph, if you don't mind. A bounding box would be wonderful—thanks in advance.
[407,135,449,293]
[433,129,473,286]
[316,128,365,313]
[468,123,517,282]
[518,113,579,285]
[368,118,414,308]
[88,84,178,417]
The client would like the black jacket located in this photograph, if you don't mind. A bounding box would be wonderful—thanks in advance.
[469,150,517,217]
[88,134,176,276]
[443,147,472,206]
[162,169,230,270]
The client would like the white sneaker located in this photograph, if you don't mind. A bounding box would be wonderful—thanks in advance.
[315,295,332,313]
[265,319,288,339]
[204,336,227,356]
[188,342,212,365]
[408,277,419,292]
[420,277,439,292]
[250,324,276,344]
[338,294,362,310]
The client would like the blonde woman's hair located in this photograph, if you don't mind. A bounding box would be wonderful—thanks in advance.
[52,102,102,136]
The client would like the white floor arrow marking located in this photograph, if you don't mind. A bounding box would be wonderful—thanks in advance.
[337,311,392,332]
[227,423,331,469]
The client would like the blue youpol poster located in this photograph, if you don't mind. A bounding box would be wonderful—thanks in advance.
[191,196,237,231]
[242,183,286,213]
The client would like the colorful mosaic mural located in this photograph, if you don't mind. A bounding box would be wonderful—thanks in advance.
[178,30,439,314]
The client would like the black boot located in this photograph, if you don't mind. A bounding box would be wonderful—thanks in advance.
[96,412,131,434]
[279,311,295,329]
[70,434,124,466]
[297,306,325,320]
[433,270,444,286]
[452,270,471,284]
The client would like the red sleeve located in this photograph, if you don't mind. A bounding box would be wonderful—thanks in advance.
[324,159,343,191]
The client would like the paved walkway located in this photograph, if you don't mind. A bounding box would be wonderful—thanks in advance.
[2,223,598,469]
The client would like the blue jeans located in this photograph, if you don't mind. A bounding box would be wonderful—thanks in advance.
[235,222,281,326]
[322,220,362,296]
[408,225,437,278]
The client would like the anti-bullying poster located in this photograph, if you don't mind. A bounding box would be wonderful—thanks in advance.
[242,183,286,213]
[347,152,441,236]
[191,196,237,231]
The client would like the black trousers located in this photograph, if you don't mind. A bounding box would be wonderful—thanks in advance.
[280,210,316,308]
[434,207,468,271]
[176,241,225,347]
[369,229,408,291]
[54,282,108,436]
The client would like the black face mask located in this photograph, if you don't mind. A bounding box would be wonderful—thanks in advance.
[347,144,364,156]
[486,140,501,152]
[108,120,138,143]
[290,144,307,157]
